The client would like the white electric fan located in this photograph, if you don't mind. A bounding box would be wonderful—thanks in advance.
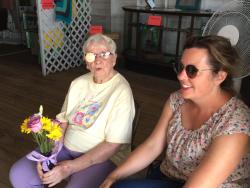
[202,0,250,94]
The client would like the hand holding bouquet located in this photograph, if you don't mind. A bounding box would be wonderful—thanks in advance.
[20,105,63,172]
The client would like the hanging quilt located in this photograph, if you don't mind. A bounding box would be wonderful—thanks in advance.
[55,0,72,24]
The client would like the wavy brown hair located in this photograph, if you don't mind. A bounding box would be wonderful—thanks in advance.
[183,35,240,92]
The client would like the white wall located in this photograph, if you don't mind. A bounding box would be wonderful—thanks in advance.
[201,0,229,11]
[137,0,176,8]
[110,0,137,53]
[110,0,136,32]
[91,0,111,32]
[136,0,228,10]
[90,0,137,52]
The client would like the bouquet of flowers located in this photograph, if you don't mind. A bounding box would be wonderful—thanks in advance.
[20,105,63,172]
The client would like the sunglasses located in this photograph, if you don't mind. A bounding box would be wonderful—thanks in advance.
[84,52,113,63]
[173,63,213,79]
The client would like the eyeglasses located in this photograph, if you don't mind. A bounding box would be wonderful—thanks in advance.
[173,63,213,79]
[84,52,113,63]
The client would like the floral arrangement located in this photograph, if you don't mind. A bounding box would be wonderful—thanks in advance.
[20,105,63,171]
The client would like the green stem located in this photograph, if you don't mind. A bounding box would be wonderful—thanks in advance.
[31,131,54,155]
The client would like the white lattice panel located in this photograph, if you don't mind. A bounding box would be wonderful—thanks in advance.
[37,0,91,76]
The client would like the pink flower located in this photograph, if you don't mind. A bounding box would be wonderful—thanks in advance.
[73,112,85,125]
[27,115,42,133]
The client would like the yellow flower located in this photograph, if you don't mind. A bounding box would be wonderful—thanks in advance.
[46,124,62,141]
[20,105,63,155]
[41,117,52,131]
[20,118,31,134]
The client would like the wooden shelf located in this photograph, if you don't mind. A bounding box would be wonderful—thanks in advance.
[122,6,213,78]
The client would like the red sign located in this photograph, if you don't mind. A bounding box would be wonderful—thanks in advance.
[41,0,54,9]
[89,25,103,35]
[147,16,162,26]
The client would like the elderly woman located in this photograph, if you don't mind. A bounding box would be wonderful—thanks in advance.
[101,35,250,188]
[9,34,135,188]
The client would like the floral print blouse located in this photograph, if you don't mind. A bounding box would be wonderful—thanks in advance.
[160,91,250,188]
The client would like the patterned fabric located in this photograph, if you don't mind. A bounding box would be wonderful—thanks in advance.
[160,91,250,188]
[55,0,72,24]
[69,101,101,128]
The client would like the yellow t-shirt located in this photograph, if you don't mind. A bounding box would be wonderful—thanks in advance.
[56,72,135,165]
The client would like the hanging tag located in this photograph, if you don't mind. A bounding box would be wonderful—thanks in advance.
[147,16,162,26]
[41,0,54,9]
[89,25,103,35]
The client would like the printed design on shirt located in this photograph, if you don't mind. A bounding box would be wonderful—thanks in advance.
[71,102,101,128]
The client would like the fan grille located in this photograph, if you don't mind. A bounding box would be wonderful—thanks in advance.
[203,0,250,78]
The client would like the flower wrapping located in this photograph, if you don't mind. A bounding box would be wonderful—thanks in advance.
[26,142,63,172]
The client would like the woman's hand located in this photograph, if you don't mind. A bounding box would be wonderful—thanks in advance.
[37,160,74,187]
[100,176,118,188]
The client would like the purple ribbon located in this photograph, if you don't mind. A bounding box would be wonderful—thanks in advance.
[26,142,63,172]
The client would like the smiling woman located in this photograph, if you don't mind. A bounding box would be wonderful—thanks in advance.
[9,34,136,188]
[100,35,250,188]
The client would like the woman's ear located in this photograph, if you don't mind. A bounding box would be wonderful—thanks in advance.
[112,54,117,67]
[86,62,90,70]
[216,70,228,85]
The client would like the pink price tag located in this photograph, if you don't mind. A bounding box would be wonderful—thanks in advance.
[147,16,162,26]
[89,25,103,35]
